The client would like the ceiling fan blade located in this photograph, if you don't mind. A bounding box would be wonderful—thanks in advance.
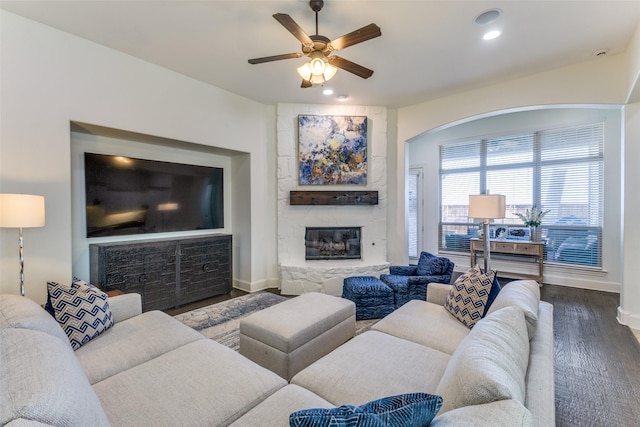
[329,23,381,51]
[328,56,374,79]
[273,13,314,47]
[248,52,303,64]
[301,79,313,88]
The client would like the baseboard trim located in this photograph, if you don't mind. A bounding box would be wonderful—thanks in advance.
[617,306,640,329]
[233,278,280,293]
[546,278,620,293]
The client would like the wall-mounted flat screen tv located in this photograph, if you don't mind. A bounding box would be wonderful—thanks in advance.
[84,152,224,237]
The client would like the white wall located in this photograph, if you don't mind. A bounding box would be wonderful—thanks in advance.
[0,11,276,303]
[619,23,640,328]
[620,102,640,328]
[627,24,640,103]
[408,107,622,292]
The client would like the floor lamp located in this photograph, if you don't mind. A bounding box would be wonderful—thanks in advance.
[0,194,46,296]
[469,194,505,272]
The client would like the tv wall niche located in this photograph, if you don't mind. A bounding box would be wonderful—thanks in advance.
[84,152,224,237]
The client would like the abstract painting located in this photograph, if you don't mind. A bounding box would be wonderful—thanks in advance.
[298,115,367,185]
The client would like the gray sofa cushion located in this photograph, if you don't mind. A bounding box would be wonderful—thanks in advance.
[0,295,69,344]
[524,301,555,427]
[5,420,56,426]
[105,293,142,323]
[75,310,205,384]
[0,328,110,426]
[436,306,530,414]
[230,385,334,427]
[371,300,469,354]
[431,399,533,426]
[485,280,540,339]
[93,338,287,426]
[426,282,452,306]
[292,330,450,406]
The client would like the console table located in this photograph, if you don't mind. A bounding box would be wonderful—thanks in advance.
[470,238,544,284]
[90,234,232,311]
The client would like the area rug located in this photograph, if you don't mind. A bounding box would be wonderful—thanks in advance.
[174,291,378,351]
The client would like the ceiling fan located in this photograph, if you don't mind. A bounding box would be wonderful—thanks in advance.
[248,0,381,88]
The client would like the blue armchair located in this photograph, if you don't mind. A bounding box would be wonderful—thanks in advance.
[380,252,454,308]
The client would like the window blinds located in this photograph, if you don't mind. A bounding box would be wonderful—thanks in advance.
[439,122,604,267]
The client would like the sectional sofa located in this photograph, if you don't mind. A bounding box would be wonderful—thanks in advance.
[1,279,553,426]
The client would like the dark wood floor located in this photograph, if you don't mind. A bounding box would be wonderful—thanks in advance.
[541,284,640,427]
[164,284,640,426]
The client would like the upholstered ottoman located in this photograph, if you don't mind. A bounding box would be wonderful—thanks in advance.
[342,276,395,320]
[239,292,355,381]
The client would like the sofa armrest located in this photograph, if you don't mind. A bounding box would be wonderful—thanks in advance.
[426,283,451,306]
[389,265,417,276]
[108,293,142,323]
[524,301,555,427]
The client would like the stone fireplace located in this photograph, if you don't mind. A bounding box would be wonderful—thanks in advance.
[276,104,390,296]
[305,227,361,260]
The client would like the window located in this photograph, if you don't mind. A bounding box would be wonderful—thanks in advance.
[408,168,422,259]
[439,122,604,267]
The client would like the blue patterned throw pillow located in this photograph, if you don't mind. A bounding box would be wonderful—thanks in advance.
[444,265,496,329]
[48,279,114,350]
[483,275,502,317]
[289,393,443,427]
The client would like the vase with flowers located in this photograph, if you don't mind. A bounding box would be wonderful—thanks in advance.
[514,206,550,242]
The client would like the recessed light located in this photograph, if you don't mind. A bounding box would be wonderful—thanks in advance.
[322,89,334,95]
[483,30,501,41]
[474,9,501,25]
[337,95,349,101]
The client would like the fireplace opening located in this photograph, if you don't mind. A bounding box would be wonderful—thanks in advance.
[305,227,361,260]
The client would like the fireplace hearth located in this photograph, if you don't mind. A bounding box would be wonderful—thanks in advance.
[305,227,361,260]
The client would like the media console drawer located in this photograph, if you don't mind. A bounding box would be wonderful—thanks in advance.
[490,241,540,255]
[90,234,232,311]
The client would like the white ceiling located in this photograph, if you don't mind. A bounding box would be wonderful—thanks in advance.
[2,0,639,108]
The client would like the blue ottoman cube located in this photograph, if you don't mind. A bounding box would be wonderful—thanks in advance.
[342,276,395,320]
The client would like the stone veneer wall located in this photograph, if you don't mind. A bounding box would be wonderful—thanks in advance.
[277,104,389,295]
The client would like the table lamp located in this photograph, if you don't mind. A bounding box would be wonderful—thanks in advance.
[0,194,46,296]
[469,194,505,272]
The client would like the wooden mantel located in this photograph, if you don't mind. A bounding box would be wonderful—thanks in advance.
[290,191,378,206]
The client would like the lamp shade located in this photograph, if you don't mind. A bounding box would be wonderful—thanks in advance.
[468,194,505,219]
[0,194,46,228]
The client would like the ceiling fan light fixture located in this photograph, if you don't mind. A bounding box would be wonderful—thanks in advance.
[310,74,325,85]
[297,54,337,85]
[310,54,326,75]
[297,62,312,81]
[323,63,337,81]
[250,1,380,88]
